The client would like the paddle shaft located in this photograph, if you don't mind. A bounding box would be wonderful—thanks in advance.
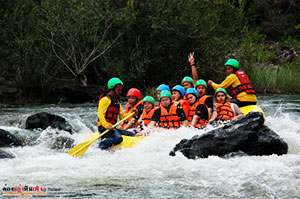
[96,112,135,138]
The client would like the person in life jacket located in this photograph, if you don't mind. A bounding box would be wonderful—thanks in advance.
[181,76,195,91]
[97,77,137,150]
[155,84,170,106]
[186,52,215,120]
[137,96,158,127]
[125,95,157,130]
[121,88,143,129]
[207,58,257,107]
[185,88,209,128]
[180,52,199,91]
[148,90,188,129]
[171,85,189,117]
[195,79,215,120]
[209,88,243,123]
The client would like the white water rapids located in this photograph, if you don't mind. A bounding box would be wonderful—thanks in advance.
[0,95,299,198]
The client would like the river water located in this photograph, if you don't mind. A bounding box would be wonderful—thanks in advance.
[0,94,299,199]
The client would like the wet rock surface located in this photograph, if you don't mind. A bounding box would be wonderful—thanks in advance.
[0,129,24,147]
[25,112,73,134]
[170,112,288,159]
[0,148,15,159]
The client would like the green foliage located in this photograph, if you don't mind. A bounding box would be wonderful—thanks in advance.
[0,0,300,101]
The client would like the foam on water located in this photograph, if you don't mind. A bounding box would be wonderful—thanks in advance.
[0,96,300,198]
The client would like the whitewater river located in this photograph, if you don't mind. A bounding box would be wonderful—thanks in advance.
[0,94,299,199]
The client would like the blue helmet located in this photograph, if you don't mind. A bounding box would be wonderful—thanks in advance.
[156,84,170,92]
[185,88,198,98]
[172,85,186,97]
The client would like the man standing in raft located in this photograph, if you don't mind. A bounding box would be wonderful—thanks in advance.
[207,58,257,107]
[97,78,137,150]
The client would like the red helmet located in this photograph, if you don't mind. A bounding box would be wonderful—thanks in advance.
[126,88,141,99]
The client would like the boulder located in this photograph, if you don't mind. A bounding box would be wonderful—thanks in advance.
[0,149,15,159]
[170,112,288,159]
[0,129,24,147]
[25,112,72,134]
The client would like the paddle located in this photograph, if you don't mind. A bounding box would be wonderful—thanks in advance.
[68,112,135,157]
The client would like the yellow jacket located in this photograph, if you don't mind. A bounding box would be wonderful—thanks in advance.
[97,96,128,128]
[212,74,257,102]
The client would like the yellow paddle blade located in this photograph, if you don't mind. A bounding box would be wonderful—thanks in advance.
[68,132,103,157]
[68,140,94,157]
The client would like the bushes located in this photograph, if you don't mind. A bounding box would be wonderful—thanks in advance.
[0,0,299,101]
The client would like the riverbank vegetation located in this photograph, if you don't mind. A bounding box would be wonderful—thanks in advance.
[1,0,300,102]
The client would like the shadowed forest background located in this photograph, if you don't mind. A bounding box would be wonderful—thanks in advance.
[1,0,300,103]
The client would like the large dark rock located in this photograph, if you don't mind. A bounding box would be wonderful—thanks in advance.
[0,129,24,147]
[170,112,288,159]
[25,112,72,134]
[0,149,15,159]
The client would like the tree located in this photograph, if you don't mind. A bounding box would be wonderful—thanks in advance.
[41,0,133,86]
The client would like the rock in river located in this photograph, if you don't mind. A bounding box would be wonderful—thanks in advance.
[0,148,15,159]
[25,112,72,134]
[0,129,24,147]
[170,112,288,159]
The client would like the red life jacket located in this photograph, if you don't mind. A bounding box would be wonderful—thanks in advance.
[159,101,182,129]
[187,101,207,128]
[97,94,120,125]
[230,70,256,99]
[120,100,143,129]
[141,107,158,126]
[216,102,235,120]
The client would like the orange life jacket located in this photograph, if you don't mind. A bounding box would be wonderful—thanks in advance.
[187,101,207,128]
[198,95,212,105]
[216,102,235,120]
[179,99,189,118]
[159,101,182,129]
[120,100,143,129]
[97,94,120,125]
[141,107,158,126]
[230,70,256,99]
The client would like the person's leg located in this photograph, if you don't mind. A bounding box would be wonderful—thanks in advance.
[116,128,136,137]
[98,126,123,149]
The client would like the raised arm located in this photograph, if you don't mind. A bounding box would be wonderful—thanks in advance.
[188,52,198,84]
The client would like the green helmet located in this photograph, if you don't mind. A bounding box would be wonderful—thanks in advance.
[181,76,194,86]
[195,79,207,88]
[107,77,123,90]
[215,88,228,96]
[159,90,172,99]
[225,58,239,70]
[143,96,155,105]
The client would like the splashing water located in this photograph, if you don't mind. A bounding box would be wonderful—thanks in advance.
[0,95,299,198]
